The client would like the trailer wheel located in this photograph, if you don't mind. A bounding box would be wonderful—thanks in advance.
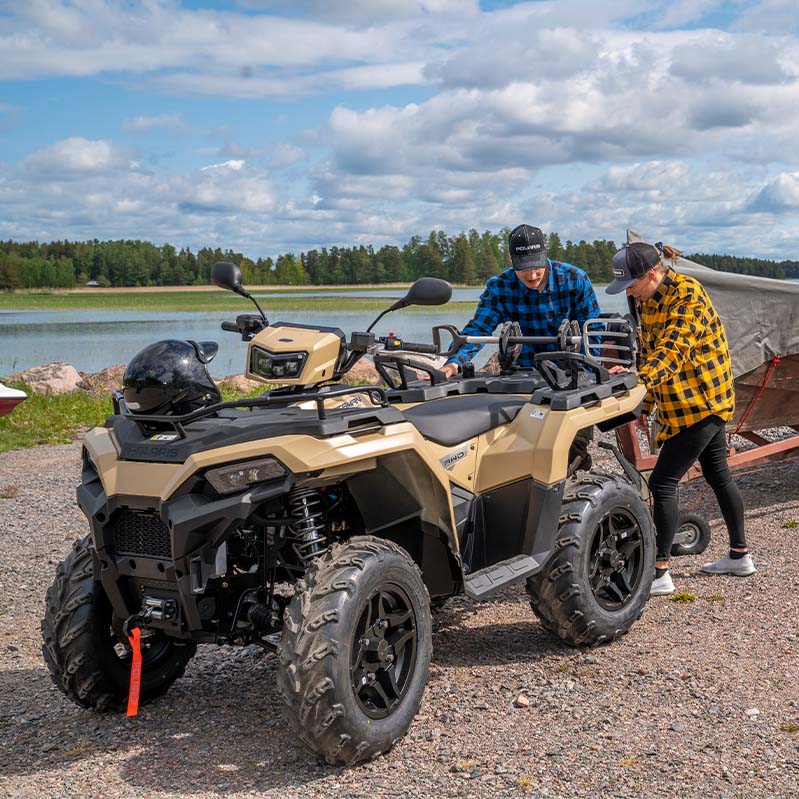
[670,511,711,557]
[41,536,196,711]
[277,536,432,765]
[526,473,655,647]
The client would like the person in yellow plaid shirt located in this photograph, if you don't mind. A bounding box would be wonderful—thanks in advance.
[606,242,753,597]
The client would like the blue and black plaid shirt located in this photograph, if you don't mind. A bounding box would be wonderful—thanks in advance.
[446,261,601,369]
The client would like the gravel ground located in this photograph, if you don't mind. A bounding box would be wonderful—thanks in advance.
[1,439,798,799]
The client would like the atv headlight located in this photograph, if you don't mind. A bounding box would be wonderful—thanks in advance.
[205,457,287,495]
[250,347,307,380]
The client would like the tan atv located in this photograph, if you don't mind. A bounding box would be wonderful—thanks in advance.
[42,262,654,766]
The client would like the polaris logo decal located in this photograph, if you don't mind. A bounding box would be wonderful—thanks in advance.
[150,433,180,442]
[126,445,179,460]
[440,445,468,471]
[335,395,363,410]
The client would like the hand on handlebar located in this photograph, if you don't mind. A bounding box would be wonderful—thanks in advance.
[441,363,459,379]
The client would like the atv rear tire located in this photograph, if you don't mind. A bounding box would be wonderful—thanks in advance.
[526,473,655,647]
[670,510,711,557]
[277,536,432,765]
[41,536,196,710]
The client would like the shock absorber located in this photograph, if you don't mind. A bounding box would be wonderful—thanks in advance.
[287,486,328,564]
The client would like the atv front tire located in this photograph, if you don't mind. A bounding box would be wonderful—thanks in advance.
[41,536,196,710]
[526,473,655,647]
[277,536,432,765]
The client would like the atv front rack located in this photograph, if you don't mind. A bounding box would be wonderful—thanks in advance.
[112,385,390,439]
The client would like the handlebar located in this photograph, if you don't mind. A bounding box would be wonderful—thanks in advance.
[220,313,268,341]
[377,334,438,355]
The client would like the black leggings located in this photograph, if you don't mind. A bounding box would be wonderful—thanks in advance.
[649,415,746,561]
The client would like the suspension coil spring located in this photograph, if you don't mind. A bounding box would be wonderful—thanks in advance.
[287,486,328,564]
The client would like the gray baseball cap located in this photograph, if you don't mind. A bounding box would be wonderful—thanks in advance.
[605,242,662,294]
[509,224,548,270]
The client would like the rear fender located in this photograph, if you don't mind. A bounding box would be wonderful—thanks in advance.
[475,384,647,491]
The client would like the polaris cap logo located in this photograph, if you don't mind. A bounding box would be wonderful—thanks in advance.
[516,243,542,251]
[613,267,625,277]
[440,445,468,471]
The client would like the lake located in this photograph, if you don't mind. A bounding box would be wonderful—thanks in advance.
[0,288,629,377]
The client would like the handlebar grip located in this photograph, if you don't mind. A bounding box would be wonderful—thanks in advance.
[402,341,437,354]
[221,321,239,332]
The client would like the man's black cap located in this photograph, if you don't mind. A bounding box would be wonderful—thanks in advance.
[509,224,548,271]
[605,242,662,295]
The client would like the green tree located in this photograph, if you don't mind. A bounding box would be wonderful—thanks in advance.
[450,233,476,284]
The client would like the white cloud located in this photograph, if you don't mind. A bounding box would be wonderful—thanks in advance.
[268,143,306,167]
[750,171,799,211]
[200,159,246,171]
[652,0,725,28]
[123,113,186,132]
[0,0,417,83]
[1,1,798,260]
[732,0,799,33]
[21,137,132,177]
[235,0,479,22]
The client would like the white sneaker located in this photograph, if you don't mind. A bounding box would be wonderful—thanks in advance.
[650,572,675,596]
[701,552,756,577]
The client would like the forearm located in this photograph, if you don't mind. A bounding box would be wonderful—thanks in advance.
[445,302,501,367]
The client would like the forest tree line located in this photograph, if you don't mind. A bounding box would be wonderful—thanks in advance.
[0,231,797,290]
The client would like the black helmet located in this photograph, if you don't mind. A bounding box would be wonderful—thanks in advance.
[123,339,221,415]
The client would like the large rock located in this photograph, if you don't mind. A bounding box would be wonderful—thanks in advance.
[216,373,268,395]
[78,364,127,395]
[341,358,381,385]
[6,362,82,395]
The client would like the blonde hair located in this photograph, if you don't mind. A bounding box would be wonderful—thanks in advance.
[655,242,682,274]
[660,243,682,260]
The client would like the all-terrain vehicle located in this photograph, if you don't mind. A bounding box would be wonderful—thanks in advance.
[42,263,654,765]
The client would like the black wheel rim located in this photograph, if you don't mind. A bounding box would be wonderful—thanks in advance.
[350,584,418,720]
[588,508,645,612]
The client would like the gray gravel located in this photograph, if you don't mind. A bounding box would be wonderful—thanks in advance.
[1,439,798,799]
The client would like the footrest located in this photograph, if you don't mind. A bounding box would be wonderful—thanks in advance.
[463,555,540,600]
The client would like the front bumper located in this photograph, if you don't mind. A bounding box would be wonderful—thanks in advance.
[77,456,294,636]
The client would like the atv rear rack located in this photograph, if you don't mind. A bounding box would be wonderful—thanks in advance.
[112,385,390,439]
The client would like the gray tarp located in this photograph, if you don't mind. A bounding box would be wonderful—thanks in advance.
[628,231,799,378]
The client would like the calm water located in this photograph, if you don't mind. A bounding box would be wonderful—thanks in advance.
[0,289,629,377]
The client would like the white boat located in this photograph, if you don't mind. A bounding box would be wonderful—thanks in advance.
[0,382,27,416]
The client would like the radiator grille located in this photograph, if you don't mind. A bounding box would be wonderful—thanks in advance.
[114,509,172,559]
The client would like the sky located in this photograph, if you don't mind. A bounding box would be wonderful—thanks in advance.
[0,0,798,260]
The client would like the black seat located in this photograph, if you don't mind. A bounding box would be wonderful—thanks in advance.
[402,394,529,447]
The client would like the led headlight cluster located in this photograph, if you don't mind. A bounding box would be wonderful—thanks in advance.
[250,347,307,380]
[205,457,286,495]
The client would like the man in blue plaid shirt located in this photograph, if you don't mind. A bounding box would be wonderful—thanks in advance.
[442,223,601,469]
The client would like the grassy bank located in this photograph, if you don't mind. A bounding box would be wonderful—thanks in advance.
[0,289,476,313]
[0,382,266,453]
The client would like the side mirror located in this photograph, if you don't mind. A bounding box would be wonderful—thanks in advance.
[212,261,246,296]
[396,277,452,309]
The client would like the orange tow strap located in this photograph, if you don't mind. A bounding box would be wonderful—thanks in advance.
[126,627,142,717]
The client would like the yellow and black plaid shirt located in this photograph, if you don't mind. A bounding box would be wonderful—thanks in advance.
[637,270,735,445]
